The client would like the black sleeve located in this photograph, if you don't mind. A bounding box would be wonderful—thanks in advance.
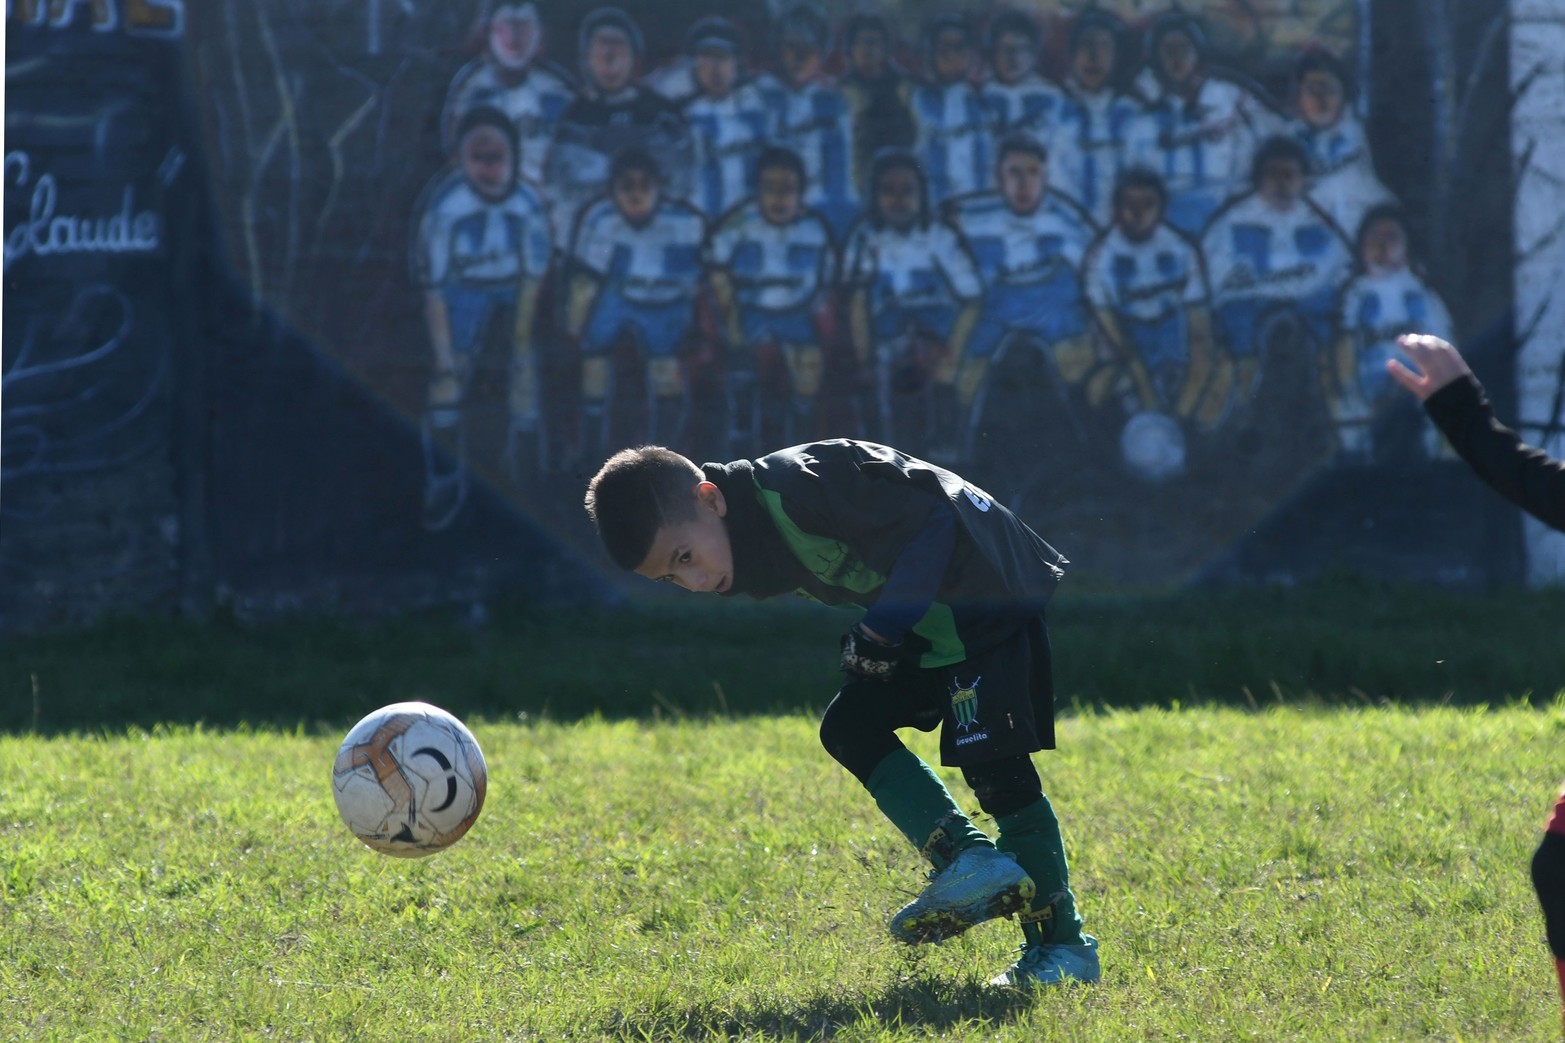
[1424,374,1565,533]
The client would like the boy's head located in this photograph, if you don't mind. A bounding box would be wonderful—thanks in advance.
[755,146,806,226]
[580,6,642,95]
[1069,10,1121,93]
[610,147,662,225]
[455,106,518,201]
[997,133,1048,214]
[987,10,1040,85]
[926,12,973,84]
[845,13,893,80]
[486,1,542,73]
[1356,203,1410,274]
[1145,11,1204,91]
[776,3,827,86]
[584,446,734,592]
[1293,47,1350,130]
[688,16,742,98]
[1251,135,1310,210]
[868,147,929,232]
[1112,166,1167,242]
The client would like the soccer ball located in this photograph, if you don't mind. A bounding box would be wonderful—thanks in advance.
[331,701,488,858]
[1119,410,1187,483]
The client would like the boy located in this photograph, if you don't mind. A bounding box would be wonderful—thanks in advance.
[583,439,1101,988]
[978,9,1065,137]
[909,12,997,206]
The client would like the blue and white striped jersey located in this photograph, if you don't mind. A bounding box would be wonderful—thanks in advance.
[571,196,707,306]
[682,81,777,219]
[979,73,1067,136]
[758,74,859,213]
[1201,193,1352,304]
[1084,222,1208,323]
[1141,76,1271,229]
[1291,112,1395,239]
[706,201,835,313]
[843,219,983,313]
[1337,266,1454,401]
[946,190,1095,291]
[442,61,575,186]
[910,79,998,204]
[1052,87,1157,226]
[415,172,553,287]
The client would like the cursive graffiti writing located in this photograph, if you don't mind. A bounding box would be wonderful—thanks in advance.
[4,151,161,271]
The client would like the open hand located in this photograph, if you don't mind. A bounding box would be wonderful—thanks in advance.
[1387,334,1473,403]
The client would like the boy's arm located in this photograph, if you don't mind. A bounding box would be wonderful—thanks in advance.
[841,499,957,679]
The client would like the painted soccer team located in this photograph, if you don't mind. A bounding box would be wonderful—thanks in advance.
[415,2,1451,530]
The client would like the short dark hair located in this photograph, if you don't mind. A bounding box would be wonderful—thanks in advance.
[1250,134,1310,185]
[987,9,1041,50]
[610,146,662,186]
[867,146,931,230]
[755,145,807,188]
[584,445,705,571]
[1112,166,1167,211]
[997,131,1048,166]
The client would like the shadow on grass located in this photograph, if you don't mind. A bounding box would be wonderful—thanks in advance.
[599,975,1039,1041]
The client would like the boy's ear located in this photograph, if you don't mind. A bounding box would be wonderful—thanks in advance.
[696,480,727,517]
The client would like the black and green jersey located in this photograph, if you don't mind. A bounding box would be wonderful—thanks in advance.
[705,439,1067,668]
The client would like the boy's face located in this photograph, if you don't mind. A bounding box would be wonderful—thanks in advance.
[1298,68,1345,129]
[1258,156,1304,211]
[779,36,821,86]
[460,125,515,201]
[931,26,970,84]
[632,482,734,594]
[612,167,659,226]
[587,26,635,94]
[999,151,1046,214]
[1156,30,1199,88]
[876,166,920,231]
[758,166,803,226]
[1115,185,1163,242]
[992,30,1034,85]
[849,27,888,79]
[1072,27,1116,92]
[694,46,738,98]
[488,4,539,71]
[1362,216,1408,273]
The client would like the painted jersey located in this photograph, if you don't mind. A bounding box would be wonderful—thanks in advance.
[1052,86,1156,226]
[571,196,707,306]
[1142,75,1269,233]
[758,74,859,225]
[1337,267,1454,402]
[1084,222,1209,378]
[911,80,998,204]
[442,60,576,186]
[979,73,1068,136]
[414,172,552,288]
[1201,192,1352,305]
[1292,112,1395,239]
[706,201,835,314]
[705,440,1068,666]
[844,219,984,321]
[681,81,777,219]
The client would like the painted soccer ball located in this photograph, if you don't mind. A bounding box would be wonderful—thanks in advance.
[331,701,488,858]
[1120,410,1187,483]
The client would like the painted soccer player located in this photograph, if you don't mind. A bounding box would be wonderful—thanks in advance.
[546,7,694,245]
[1327,205,1454,461]
[843,148,984,458]
[584,440,1100,989]
[1136,10,1276,236]
[944,134,1098,456]
[1083,166,1229,432]
[910,13,997,206]
[705,146,836,453]
[441,1,576,189]
[978,9,1067,138]
[679,17,775,221]
[839,11,917,205]
[759,4,861,239]
[412,106,552,529]
[1051,9,1155,227]
[565,148,706,459]
[1286,47,1395,241]
[1201,135,1352,401]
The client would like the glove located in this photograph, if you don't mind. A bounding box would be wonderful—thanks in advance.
[840,622,904,680]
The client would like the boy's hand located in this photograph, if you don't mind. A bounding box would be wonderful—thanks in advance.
[1388,333,1472,402]
[840,623,904,680]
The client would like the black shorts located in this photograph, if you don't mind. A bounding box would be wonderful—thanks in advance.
[888,613,1057,767]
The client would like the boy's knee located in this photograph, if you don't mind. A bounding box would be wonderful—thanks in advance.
[819,685,902,785]
[962,754,1042,819]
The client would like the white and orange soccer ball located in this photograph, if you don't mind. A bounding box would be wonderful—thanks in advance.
[331,701,488,858]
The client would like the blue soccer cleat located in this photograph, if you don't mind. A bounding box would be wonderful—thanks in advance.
[990,934,1101,988]
[888,845,1036,944]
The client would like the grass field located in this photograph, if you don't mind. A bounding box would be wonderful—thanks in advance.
[4,703,1561,1041]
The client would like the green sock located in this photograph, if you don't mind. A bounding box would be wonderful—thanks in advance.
[864,748,991,870]
[996,795,1085,946]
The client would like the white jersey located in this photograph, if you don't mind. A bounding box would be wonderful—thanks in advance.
[415,173,552,287]
[979,73,1068,136]
[682,81,777,219]
[571,196,707,306]
[1052,85,1157,225]
[1084,222,1208,323]
[442,60,575,186]
[1201,192,1352,304]
[1142,75,1269,205]
[910,79,998,204]
[1337,266,1454,398]
[706,201,835,313]
[946,189,1095,291]
[1293,112,1395,238]
[844,219,983,311]
[759,74,859,212]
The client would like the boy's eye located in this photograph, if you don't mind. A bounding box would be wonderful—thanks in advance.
[678,551,692,564]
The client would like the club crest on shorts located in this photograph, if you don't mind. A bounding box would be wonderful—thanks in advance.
[950,675,981,731]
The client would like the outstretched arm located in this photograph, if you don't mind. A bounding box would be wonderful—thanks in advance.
[1391,333,1565,533]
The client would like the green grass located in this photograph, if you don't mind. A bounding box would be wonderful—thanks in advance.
[6,577,1565,735]
[4,703,1561,1041]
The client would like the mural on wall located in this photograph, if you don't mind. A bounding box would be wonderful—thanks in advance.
[178,0,1546,584]
[2,6,190,623]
